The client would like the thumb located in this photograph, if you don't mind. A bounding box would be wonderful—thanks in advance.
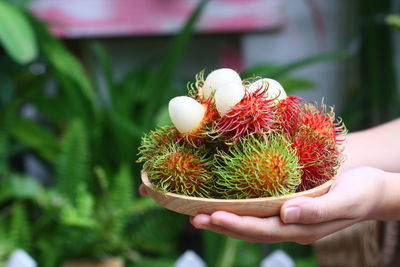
[280,194,354,224]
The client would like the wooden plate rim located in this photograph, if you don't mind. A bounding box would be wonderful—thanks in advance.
[141,171,335,203]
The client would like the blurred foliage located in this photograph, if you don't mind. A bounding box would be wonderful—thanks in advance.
[341,0,400,131]
[0,1,37,64]
[0,0,208,265]
[386,14,400,30]
[1,0,398,266]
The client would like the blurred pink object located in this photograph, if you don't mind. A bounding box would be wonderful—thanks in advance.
[29,0,286,38]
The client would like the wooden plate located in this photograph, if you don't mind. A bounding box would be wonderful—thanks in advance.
[141,172,334,217]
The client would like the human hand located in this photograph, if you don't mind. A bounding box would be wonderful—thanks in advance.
[190,167,387,244]
[139,184,148,196]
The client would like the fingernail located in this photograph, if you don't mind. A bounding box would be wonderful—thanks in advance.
[283,207,300,223]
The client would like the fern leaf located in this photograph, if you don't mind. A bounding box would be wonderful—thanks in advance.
[0,131,8,174]
[9,202,31,250]
[60,185,97,228]
[128,209,186,255]
[56,120,90,199]
[110,163,133,211]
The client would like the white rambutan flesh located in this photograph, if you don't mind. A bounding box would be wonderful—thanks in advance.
[168,96,206,134]
[247,78,287,100]
[201,68,242,100]
[215,82,245,115]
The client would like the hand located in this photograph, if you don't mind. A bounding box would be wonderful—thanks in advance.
[139,184,148,196]
[190,167,387,244]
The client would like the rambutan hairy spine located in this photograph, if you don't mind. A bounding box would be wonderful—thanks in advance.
[146,143,216,198]
[137,126,179,167]
[215,134,302,199]
[215,89,276,142]
[292,125,343,191]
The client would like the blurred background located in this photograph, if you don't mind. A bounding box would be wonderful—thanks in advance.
[0,0,399,266]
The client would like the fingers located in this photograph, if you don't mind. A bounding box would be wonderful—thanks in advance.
[280,168,384,224]
[139,184,148,196]
[191,211,357,244]
[190,214,265,243]
[280,194,357,224]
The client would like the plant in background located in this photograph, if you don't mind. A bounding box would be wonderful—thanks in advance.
[0,0,211,265]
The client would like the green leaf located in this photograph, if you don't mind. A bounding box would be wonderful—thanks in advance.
[28,14,94,101]
[109,163,134,210]
[89,42,114,109]
[0,131,9,174]
[215,237,240,267]
[0,174,44,203]
[6,118,58,161]
[279,77,315,94]
[110,110,144,138]
[56,120,90,198]
[0,73,14,105]
[386,14,400,31]
[154,105,172,127]
[10,202,31,250]
[243,51,349,79]
[60,185,97,228]
[141,0,210,129]
[241,64,282,79]
[0,2,37,64]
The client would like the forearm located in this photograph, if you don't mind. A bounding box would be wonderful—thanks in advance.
[341,118,400,172]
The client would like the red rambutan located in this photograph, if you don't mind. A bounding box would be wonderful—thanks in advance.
[299,103,346,145]
[215,89,276,142]
[274,96,304,134]
[292,125,342,191]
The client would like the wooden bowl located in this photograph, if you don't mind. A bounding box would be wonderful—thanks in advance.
[141,172,334,217]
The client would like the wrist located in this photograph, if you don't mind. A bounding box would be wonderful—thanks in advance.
[366,170,400,221]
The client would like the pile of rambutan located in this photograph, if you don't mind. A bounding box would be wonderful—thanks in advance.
[138,68,346,199]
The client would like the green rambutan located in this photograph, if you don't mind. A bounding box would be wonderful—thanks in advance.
[215,89,276,142]
[137,126,179,167]
[214,134,302,199]
[146,143,216,197]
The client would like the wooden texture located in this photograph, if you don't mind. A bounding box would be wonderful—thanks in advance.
[141,172,334,217]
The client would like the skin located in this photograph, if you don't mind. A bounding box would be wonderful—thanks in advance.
[139,118,400,244]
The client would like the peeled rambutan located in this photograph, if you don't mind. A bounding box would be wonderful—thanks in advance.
[146,143,215,197]
[292,125,342,191]
[181,100,220,146]
[214,134,302,199]
[168,95,220,147]
[215,89,276,142]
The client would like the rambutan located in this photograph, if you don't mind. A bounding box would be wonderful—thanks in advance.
[215,89,276,142]
[168,96,219,147]
[182,100,220,146]
[273,96,304,134]
[215,134,302,199]
[292,125,342,191]
[146,143,215,197]
[299,103,347,145]
[137,126,179,167]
